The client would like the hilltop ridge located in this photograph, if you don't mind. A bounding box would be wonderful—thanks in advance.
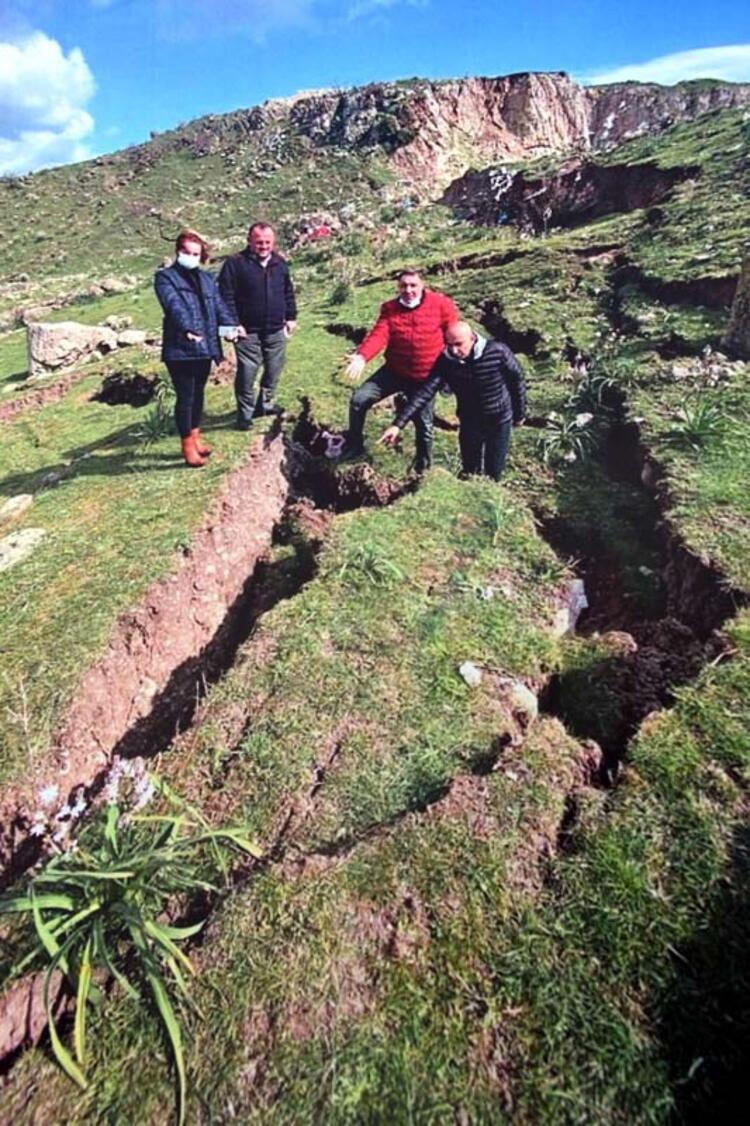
[1,70,749,282]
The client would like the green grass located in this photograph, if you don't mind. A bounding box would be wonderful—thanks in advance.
[0,470,573,1122]
[0,367,245,780]
[1,94,750,1124]
[9,616,748,1122]
[0,329,29,391]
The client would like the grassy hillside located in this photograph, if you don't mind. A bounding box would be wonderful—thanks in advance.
[0,98,748,1121]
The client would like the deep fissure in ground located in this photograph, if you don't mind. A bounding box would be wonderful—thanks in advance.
[538,405,744,767]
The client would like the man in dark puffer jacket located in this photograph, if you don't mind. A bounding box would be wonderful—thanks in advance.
[380,321,526,479]
[218,222,297,429]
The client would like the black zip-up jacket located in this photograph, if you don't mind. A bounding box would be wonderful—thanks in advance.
[218,249,297,333]
[395,338,526,428]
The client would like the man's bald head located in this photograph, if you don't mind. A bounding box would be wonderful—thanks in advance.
[444,320,476,360]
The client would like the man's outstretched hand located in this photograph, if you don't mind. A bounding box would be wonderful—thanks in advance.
[344,353,366,381]
[379,425,401,447]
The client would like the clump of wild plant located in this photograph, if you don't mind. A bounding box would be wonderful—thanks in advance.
[537,411,597,466]
[337,542,405,586]
[138,372,175,445]
[329,279,354,306]
[663,396,726,452]
[0,765,261,1124]
[565,366,618,417]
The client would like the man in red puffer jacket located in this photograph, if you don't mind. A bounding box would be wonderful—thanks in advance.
[341,269,459,470]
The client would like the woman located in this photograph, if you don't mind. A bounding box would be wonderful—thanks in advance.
[154,230,242,466]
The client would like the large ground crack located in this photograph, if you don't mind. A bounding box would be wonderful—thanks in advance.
[537,407,746,767]
[0,407,419,888]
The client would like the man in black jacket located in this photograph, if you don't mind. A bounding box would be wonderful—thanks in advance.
[380,321,526,479]
[218,222,297,429]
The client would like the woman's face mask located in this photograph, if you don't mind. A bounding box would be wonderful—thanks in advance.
[177,251,201,270]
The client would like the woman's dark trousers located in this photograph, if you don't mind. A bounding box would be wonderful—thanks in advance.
[166,360,212,439]
[458,414,511,480]
[348,366,434,470]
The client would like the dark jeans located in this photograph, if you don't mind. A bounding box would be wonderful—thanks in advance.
[458,414,512,480]
[349,366,434,469]
[234,329,287,424]
[166,359,212,439]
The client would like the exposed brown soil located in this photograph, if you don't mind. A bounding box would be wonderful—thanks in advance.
[0,971,68,1067]
[209,355,237,386]
[0,430,290,883]
[92,369,157,407]
[0,367,91,422]
[290,397,419,510]
[639,271,738,310]
[442,159,700,233]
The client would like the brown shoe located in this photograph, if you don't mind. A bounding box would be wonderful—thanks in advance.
[181,435,207,467]
[191,427,212,456]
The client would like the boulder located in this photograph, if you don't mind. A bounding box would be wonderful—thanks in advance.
[116,329,147,347]
[27,321,118,377]
[551,578,588,637]
[508,681,538,724]
[100,276,131,294]
[458,661,482,688]
[0,528,46,573]
[0,494,33,528]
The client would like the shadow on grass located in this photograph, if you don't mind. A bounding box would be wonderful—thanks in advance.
[0,414,242,493]
[2,370,29,386]
[0,410,250,495]
[658,822,750,1123]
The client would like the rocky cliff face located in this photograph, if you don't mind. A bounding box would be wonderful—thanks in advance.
[586,80,750,147]
[277,72,750,196]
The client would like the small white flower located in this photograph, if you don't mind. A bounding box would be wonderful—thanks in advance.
[38,784,59,807]
[575,412,593,427]
[547,411,559,421]
[29,819,47,837]
[132,781,155,812]
[563,451,577,462]
[104,779,120,804]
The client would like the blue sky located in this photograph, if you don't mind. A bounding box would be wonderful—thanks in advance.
[0,0,748,174]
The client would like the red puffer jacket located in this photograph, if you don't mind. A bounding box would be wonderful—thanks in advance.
[357,290,459,381]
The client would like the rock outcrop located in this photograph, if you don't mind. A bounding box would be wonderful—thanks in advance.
[139,72,750,201]
[282,72,750,195]
[26,321,118,377]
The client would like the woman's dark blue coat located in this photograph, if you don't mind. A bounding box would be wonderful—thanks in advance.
[154,262,236,363]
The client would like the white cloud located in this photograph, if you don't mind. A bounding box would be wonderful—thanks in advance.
[0,31,96,174]
[583,44,750,86]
